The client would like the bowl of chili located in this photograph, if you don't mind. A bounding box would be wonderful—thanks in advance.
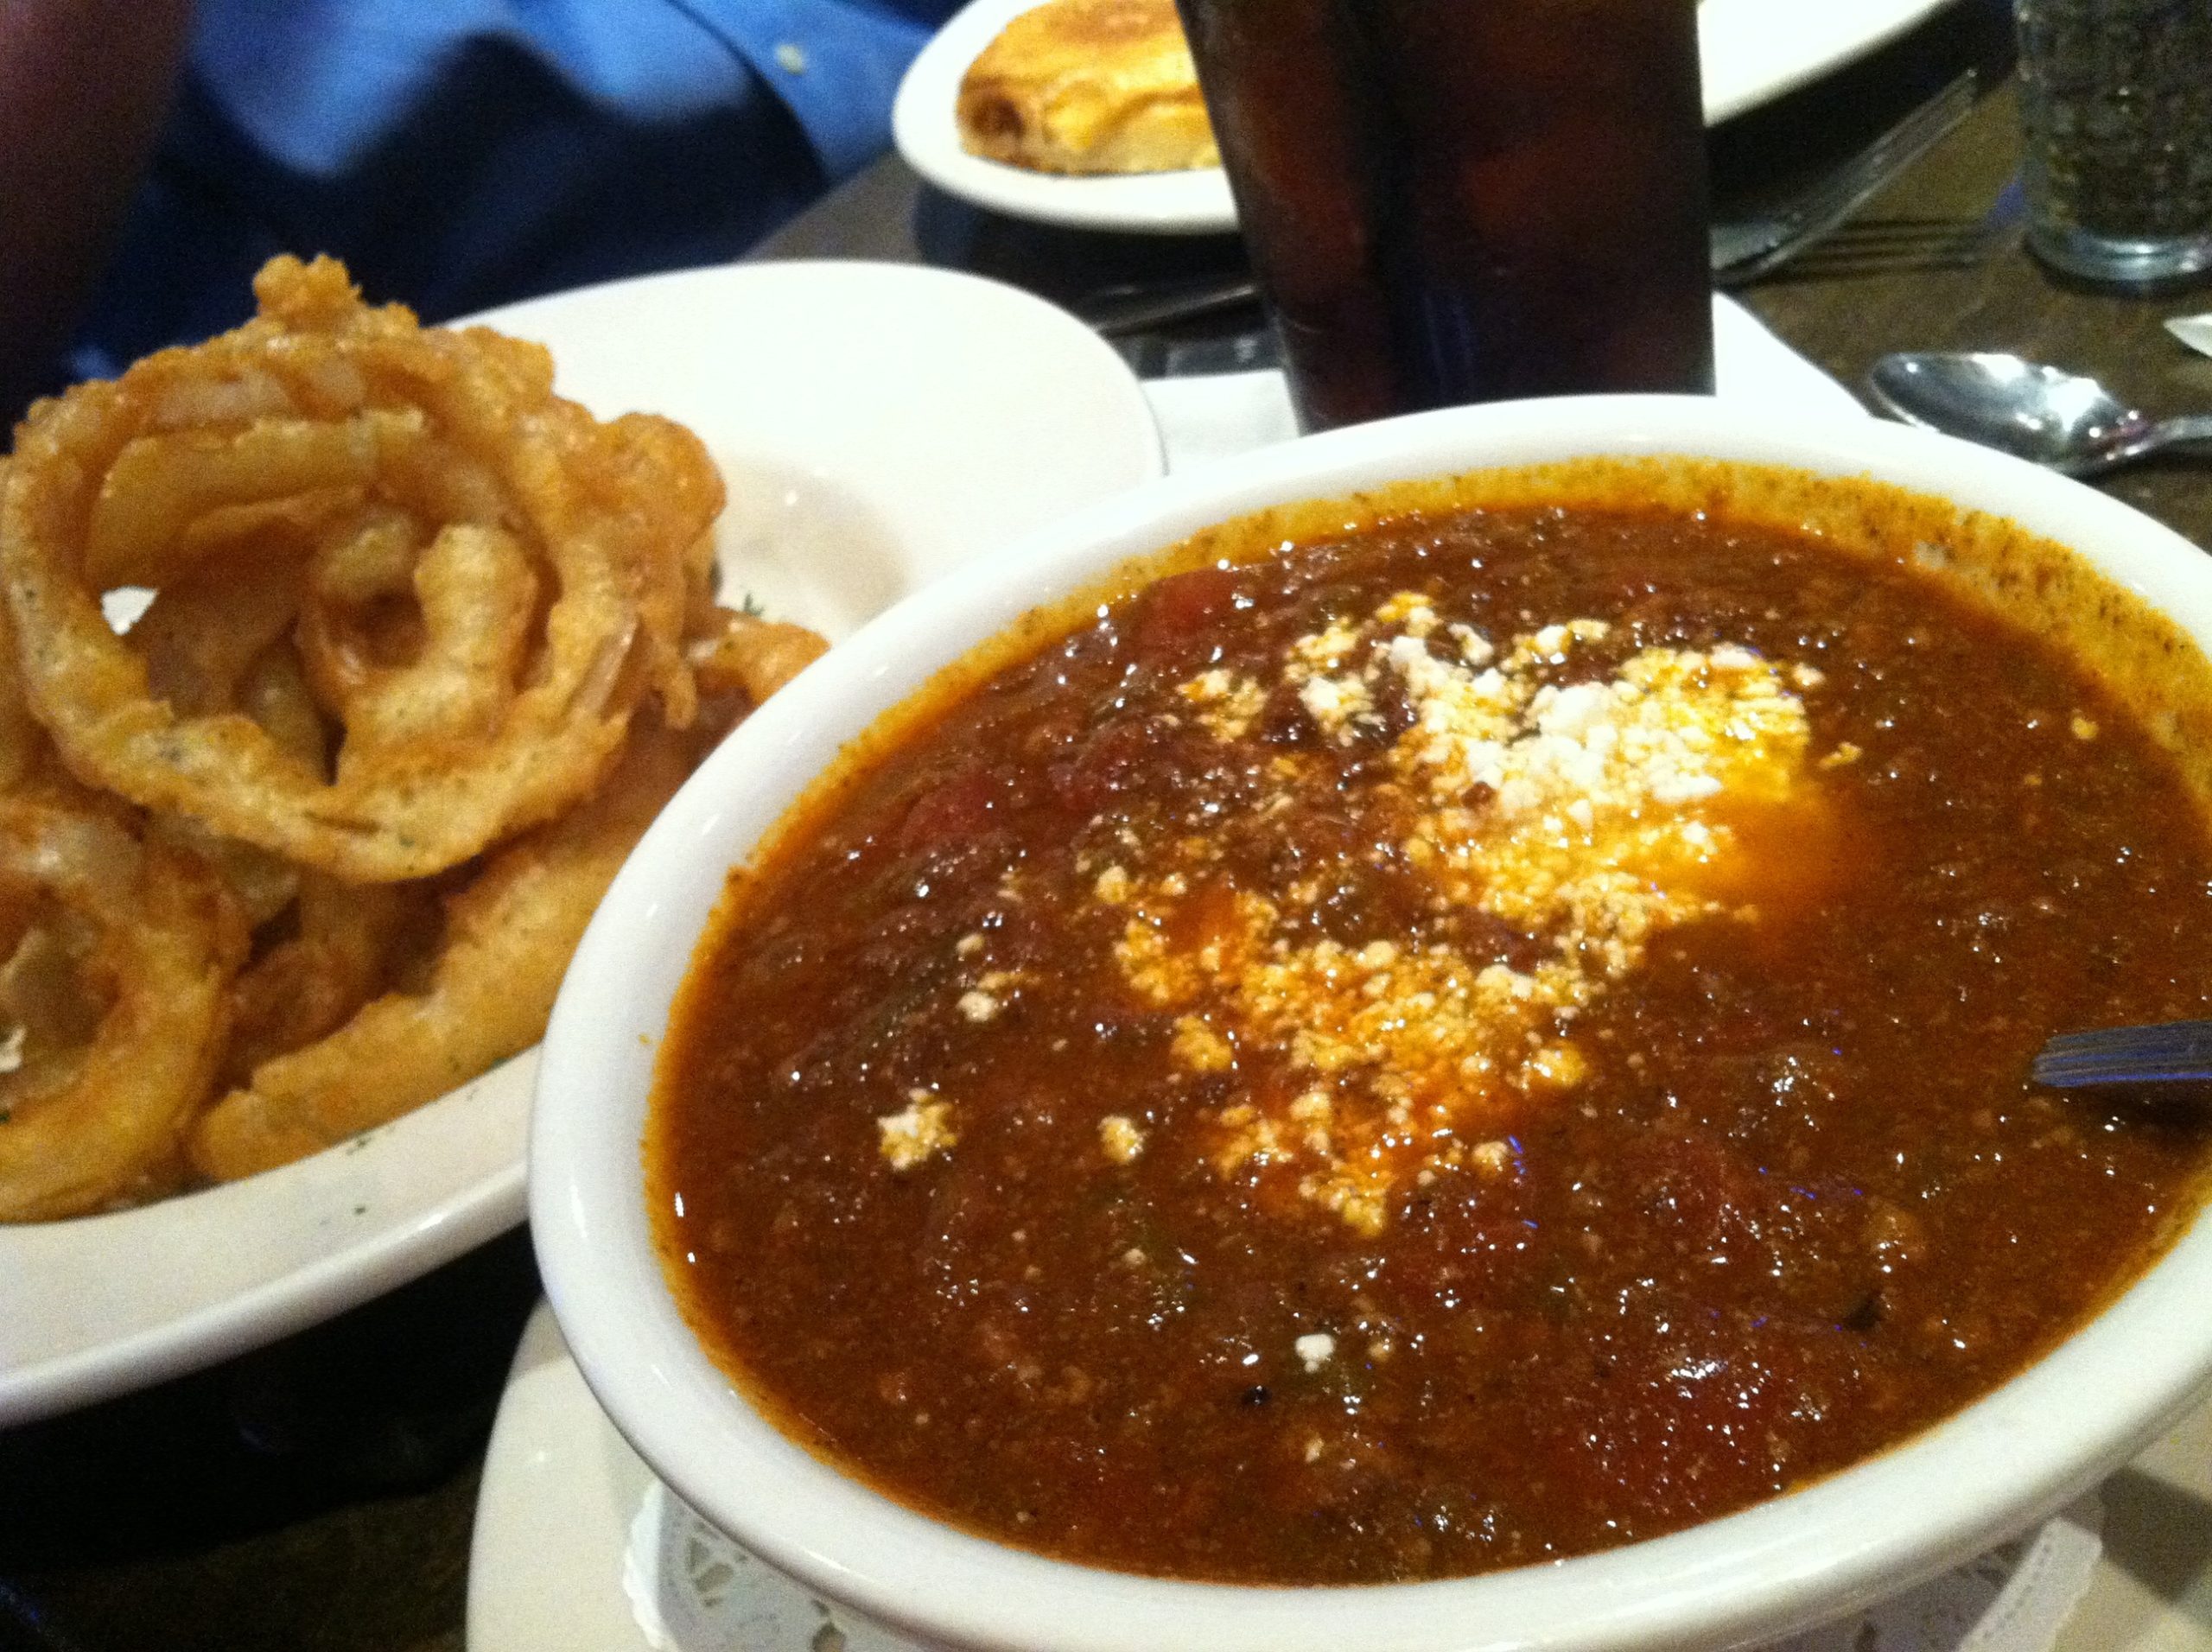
[534,393,2212,1650]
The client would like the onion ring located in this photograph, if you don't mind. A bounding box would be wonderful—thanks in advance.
[0,795,245,1220]
[688,607,831,705]
[220,873,437,1085]
[189,714,709,1181]
[0,255,721,881]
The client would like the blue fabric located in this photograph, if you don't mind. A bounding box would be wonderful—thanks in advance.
[67,0,955,384]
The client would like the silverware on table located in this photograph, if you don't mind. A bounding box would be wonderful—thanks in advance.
[1709,67,1980,287]
[1081,273,1263,339]
[1107,325,1282,379]
[1077,67,1982,339]
[1738,212,2009,283]
[2036,1021,2212,1088]
[2169,314,2212,359]
[1865,350,2212,477]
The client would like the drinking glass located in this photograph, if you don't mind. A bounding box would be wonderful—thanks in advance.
[1174,0,1715,432]
[2015,0,2212,289]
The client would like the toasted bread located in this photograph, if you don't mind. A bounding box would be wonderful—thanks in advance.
[956,0,1219,175]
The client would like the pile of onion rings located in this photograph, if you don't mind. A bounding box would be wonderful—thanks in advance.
[0,257,825,1218]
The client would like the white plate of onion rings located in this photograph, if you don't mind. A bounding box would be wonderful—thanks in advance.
[0,257,1162,1425]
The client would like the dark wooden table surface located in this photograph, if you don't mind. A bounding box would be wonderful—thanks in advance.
[7,6,2211,1646]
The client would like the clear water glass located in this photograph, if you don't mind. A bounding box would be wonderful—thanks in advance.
[2014,0,2212,289]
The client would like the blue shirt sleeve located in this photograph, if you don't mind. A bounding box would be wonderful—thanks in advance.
[67,0,961,384]
[666,0,949,181]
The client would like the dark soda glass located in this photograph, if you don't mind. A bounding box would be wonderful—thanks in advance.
[1175,0,1715,430]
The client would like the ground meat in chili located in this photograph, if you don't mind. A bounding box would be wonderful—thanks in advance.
[648,496,2212,1585]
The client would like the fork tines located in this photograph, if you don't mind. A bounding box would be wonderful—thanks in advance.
[1759,214,2010,282]
[1712,67,1980,286]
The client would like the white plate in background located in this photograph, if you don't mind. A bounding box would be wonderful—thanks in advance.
[0,259,1163,1427]
[893,0,1965,233]
[892,0,1236,236]
[1700,0,1963,124]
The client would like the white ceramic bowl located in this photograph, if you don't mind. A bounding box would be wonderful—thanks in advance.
[532,394,2212,1652]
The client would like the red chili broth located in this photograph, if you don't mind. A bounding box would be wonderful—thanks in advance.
[648,460,2212,1585]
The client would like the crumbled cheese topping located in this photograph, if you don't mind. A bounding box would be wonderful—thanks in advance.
[909,592,1820,1230]
[878,1090,957,1170]
[1292,620,1363,671]
[1373,591,1439,634]
[1179,668,1268,740]
[1099,1114,1146,1163]
[1172,1015,1235,1071]
[1294,1332,1336,1372]
[1296,673,1372,743]
[1130,594,1821,1232]
[1452,624,1495,667]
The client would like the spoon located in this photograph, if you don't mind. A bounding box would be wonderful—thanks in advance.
[2167,313,2212,359]
[1865,352,2212,478]
[2035,1021,2212,1089]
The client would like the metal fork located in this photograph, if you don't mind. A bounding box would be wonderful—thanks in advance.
[1735,212,2011,283]
[1710,67,1981,286]
[2034,1021,2212,1088]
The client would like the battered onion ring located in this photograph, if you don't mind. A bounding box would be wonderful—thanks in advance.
[220,873,438,1085]
[189,715,709,1181]
[0,255,721,882]
[0,795,245,1221]
[688,608,830,705]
